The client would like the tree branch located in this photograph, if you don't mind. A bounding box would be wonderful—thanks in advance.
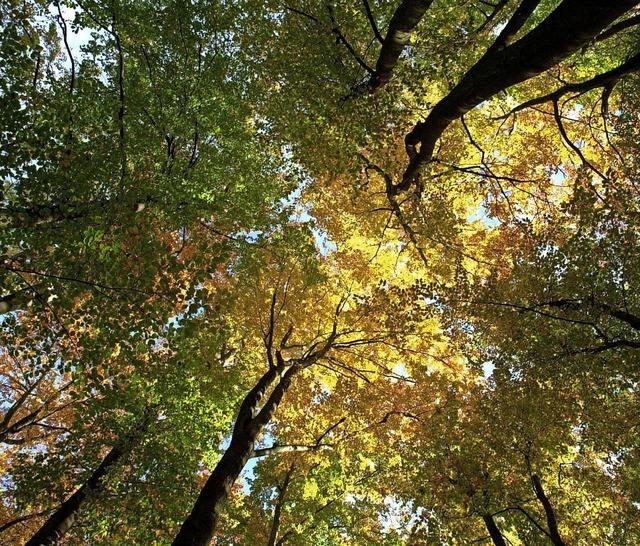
[531,474,566,546]
[503,49,640,117]
[251,443,332,458]
[485,0,542,54]
[267,465,295,546]
[593,12,640,44]
[369,0,434,91]
[399,0,638,193]
[482,513,507,546]
[326,4,375,75]
[362,0,384,44]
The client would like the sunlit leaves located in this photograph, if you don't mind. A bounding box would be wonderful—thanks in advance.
[3,1,640,545]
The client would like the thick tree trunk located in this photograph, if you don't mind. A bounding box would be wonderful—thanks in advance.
[171,440,254,546]
[24,445,124,546]
[397,0,639,191]
[369,0,434,91]
[23,409,154,546]
[532,474,566,546]
[172,363,300,546]
[482,514,507,546]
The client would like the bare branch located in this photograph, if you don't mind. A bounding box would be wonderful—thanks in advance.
[326,4,375,75]
[316,416,346,444]
[285,5,319,24]
[362,0,384,44]
[55,1,76,95]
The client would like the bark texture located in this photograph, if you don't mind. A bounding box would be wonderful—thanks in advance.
[482,513,507,546]
[532,474,566,546]
[369,0,434,91]
[23,409,154,546]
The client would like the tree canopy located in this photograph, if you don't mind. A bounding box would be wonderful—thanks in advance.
[2,1,640,544]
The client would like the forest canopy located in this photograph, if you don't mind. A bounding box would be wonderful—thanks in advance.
[2,1,640,544]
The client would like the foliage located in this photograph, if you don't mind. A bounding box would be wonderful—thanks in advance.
[2,1,640,545]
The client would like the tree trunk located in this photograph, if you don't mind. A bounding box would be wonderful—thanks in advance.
[23,409,155,546]
[369,0,434,92]
[398,0,639,190]
[172,363,300,546]
[482,514,507,546]
[532,474,566,546]
[24,445,124,546]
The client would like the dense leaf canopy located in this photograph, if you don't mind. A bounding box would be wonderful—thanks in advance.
[2,1,640,545]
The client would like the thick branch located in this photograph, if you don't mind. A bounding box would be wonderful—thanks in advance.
[398,0,639,193]
[173,304,346,546]
[173,362,302,546]
[0,511,46,534]
[369,0,434,91]
[475,0,509,33]
[485,0,542,55]
[24,410,154,546]
[504,49,640,116]
[602,304,640,331]
[540,298,640,331]
[24,445,124,546]
[594,12,640,43]
[0,407,43,443]
[0,375,44,441]
[587,339,640,353]
[482,514,507,546]
[249,364,301,435]
[532,475,566,546]
[251,443,332,458]
[233,365,282,436]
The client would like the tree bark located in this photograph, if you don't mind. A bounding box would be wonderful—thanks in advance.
[369,0,435,92]
[23,409,154,546]
[267,465,294,546]
[398,0,639,192]
[532,474,566,546]
[24,445,124,546]
[171,363,300,546]
[505,50,640,115]
[482,513,507,546]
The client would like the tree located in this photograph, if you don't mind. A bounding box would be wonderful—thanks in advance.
[4,1,640,544]
[171,228,434,545]
[23,406,156,546]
